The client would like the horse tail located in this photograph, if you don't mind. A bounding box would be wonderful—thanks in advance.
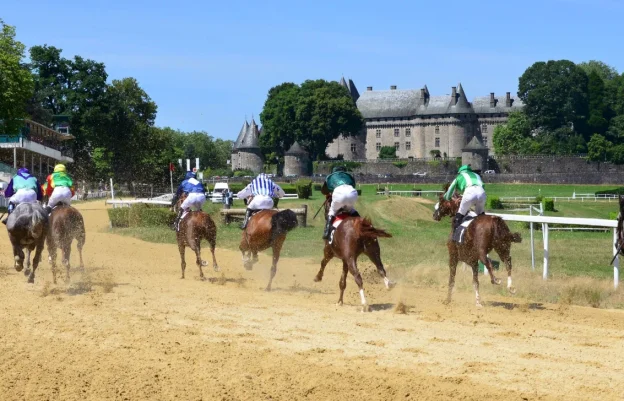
[509,232,522,243]
[358,218,392,239]
[29,205,47,239]
[494,216,522,243]
[270,209,298,244]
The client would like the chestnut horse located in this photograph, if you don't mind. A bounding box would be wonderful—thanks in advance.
[46,204,86,284]
[433,185,521,307]
[239,208,298,291]
[173,194,219,280]
[313,197,393,312]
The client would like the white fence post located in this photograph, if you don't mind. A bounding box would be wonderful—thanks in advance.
[613,228,620,290]
[110,178,115,208]
[530,207,535,270]
[543,223,549,280]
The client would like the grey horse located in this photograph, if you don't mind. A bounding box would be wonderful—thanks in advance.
[6,202,49,283]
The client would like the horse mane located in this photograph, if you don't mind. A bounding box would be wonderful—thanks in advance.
[270,209,299,244]
[358,217,392,239]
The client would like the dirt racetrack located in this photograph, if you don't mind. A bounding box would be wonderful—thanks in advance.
[1,202,623,401]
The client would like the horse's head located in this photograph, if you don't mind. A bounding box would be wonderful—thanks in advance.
[433,185,460,221]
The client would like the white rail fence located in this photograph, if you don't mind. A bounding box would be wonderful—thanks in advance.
[376,190,443,197]
[491,213,619,289]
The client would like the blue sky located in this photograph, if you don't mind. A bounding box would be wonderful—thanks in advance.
[4,0,623,141]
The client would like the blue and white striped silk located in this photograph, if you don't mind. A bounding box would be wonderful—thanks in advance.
[250,174,276,197]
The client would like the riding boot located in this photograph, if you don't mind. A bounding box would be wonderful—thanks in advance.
[172,209,183,231]
[452,213,464,233]
[322,215,336,240]
[241,209,253,230]
[350,209,361,218]
[2,203,15,225]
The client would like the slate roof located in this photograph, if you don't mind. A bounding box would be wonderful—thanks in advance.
[339,77,360,102]
[285,141,307,155]
[472,94,524,113]
[233,119,261,150]
[463,136,488,151]
[233,120,250,150]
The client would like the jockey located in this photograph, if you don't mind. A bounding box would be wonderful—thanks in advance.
[321,166,359,240]
[237,173,285,229]
[444,164,486,234]
[2,168,44,225]
[172,171,206,229]
[43,164,75,213]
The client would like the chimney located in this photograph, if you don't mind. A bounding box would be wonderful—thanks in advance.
[420,88,425,98]
[390,85,397,90]
[505,92,511,107]
[490,92,496,107]
[451,87,457,106]
[367,86,373,91]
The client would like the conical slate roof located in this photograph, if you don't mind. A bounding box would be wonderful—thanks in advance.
[285,141,307,155]
[339,76,360,102]
[463,136,488,151]
[238,118,260,149]
[233,120,250,150]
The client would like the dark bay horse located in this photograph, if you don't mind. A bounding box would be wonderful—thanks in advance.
[615,195,624,257]
[174,194,219,280]
[47,204,86,284]
[239,208,298,291]
[314,197,393,312]
[5,203,48,283]
[433,186,521,307]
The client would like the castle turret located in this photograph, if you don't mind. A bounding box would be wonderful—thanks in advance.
[231,118,264,173]
[284,141,310,176]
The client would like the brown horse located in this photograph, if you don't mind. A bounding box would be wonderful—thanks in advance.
[313,197,393,312]
[239,208,298,291]
[46,204,86,284]
[433,185,521,307]
[173,194,219,280]
[615,195,624,256]
[5,203,48,283]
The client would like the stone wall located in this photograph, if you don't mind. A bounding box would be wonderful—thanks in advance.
[325,131,367,160]
[235,149,264,174]
[284,154,310,176]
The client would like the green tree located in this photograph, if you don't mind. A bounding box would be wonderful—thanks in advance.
[606,115,624,141]
[0,19,34,134]
[587,71,611,136]
[296,79,363,160]
[587,134,612,161]
[378,146,397,159]
[578,60,619,82]
[492,111,537,155]
[608,74,624,116]
[518,60,589,134]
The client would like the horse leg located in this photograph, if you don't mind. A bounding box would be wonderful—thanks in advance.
[29,240,45,284]
[193,239,206,281]
[252,251,259,263]
[24,248,32,277]
[480,250,501,285]
[12,244,24,272]
[47,237,58,284]
[337,260,348,306]
[208,231,219,272]
[496,245,516,294]
[443,247,459,305]
[62,242,72,283]
[178,241,187,279]
[314,243,334,282]
[77,228,86,271]
[348,259,369,312]
[364,240,393,289]
[471,262,483,308]
[266,237,284,292]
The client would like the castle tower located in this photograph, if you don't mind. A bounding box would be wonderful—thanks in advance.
[231,118,264,173]
[284,141,310,176]
[461,136,488,172]
[326,77,367,160]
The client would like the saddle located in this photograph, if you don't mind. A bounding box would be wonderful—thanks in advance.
[452,211,478,243]
[328,210,360,245]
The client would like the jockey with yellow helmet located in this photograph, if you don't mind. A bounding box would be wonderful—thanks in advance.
[43,164,75,213]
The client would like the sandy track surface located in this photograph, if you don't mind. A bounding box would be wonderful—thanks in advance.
[0,202,623,400]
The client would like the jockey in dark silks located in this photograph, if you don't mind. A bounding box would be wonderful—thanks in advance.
[2,168,44,225]
[321,166,359,240]
[171,171,206,229]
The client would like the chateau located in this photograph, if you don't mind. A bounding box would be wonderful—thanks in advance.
[231,78,524,173]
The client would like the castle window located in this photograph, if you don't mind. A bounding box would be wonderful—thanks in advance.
[350,143,356,153]
[376,142,381,151]
[482,124,488,133]
[394,142,400,150]
[405,128,411,137]
[435,126,440,135]
[483,136,488,145]
[435,138,440,147]
[405,141,411,150]
[376,129,381,138]
[394,128,400,137]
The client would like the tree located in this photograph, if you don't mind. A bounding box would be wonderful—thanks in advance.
[587,71,611,136]
[578,60,619,82]
[608,74,624,116]
[296,79,363,160]
[378,146,396,159]
[606,115,624,141]
[0,19,34,134]
[492,111,537,155]
[587,134,613,161]
[518,60,589,134]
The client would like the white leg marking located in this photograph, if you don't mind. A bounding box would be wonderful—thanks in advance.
[359,289,367,305]
[383,276,390,289]
[507,276,513,289]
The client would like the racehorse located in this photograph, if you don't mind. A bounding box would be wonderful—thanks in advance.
[615,195,624,257]
[239,207,298,291]
[173,193,219,280]
[433,184,521,307]
[46,204,86,284]
[313,197,393,312]
[5,203,48,283]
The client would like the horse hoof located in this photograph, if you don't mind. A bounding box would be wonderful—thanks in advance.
[265,287,272,292]
[199,276,206,281]
[24,269,31,277]
[201,260,208,267]
[475,303,483,308]
[361,305,371,313]
[442,299,451,306]
[27,276,34,284]
[213,265,220,272]
[313,276,322,282]
[508,286,517,295]
[492,278,502,285]
[336,301,343,307]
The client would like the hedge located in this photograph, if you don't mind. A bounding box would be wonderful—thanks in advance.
[313,184,322,191]
[488,196,504,210]
[543,198,556,212]
[108,204,175,228]
[295,179,313,199]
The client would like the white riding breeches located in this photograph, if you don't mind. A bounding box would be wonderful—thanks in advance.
[247,194,274,210]
[458,185,486,215]
[9,189,38,205]
[181,192,206,211]
[329,185,358,217]
[48,187,73,208]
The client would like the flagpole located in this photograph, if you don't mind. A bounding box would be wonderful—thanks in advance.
[170,168,174,194]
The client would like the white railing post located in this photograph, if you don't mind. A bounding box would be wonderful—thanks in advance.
[543,223,549,280]
[614,228,620,290]
[530,206,535,270]
[110,178,115,208]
